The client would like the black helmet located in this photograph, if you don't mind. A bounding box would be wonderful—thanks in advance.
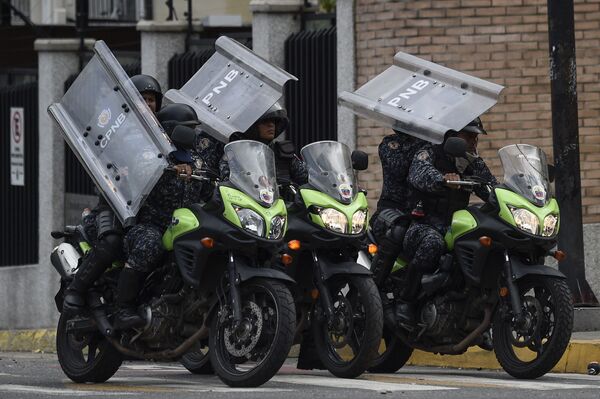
[156,104,200,136]
[460,117,486,135]
[131,74,163,110]
[245,102,289,142]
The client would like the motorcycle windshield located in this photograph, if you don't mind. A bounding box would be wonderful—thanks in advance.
[48,41,173,226]
[224,140,279,207]
[498,144,551,207]
[301,141,358,204]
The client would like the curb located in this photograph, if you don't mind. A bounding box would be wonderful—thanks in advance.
[407,340,600,374]
[2,329,599,374]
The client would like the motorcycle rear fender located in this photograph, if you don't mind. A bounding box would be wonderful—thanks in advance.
[318,256,372,280]
[510,256,566,281]
[235,257,296,285]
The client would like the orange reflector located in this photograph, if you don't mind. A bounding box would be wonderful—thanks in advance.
[288,240,301,251]
[479,236,492,247]
[368,243,378,255]
[200,237,214,248]
[554,250,567,261]
[281,254,293,266]
[311,289,319,299]
[499,287,509,297]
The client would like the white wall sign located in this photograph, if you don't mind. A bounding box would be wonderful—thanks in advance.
[10,107,25,186]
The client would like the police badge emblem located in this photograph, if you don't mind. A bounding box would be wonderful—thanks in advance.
[97,108,112,128]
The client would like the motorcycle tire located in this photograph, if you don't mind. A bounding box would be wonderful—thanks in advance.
[180,341,214,375]
[368,325,413,373]
[56,312,122,383]
[312,275,383,378]
[210,278,296,387]
[492,276,573,379]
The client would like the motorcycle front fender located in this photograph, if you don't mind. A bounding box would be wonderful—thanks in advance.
[510,256,566,281]
[318,256,372,281]
[235,257,297,285]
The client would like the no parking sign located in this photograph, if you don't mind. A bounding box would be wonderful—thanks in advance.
[10,107,25,186]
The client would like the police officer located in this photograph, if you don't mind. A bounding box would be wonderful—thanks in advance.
[62,74,163,314]
[220,102,307,190]
[114,104,208,329]
[368,130,427,287]
[398,117,498,326]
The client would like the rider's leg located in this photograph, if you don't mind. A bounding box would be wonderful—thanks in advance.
[114,224,164,329]
[63,210,122,313]
[396,223,445,325]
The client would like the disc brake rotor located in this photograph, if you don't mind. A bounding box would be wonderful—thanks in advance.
[223,301,263,357]
[510,295,543,348]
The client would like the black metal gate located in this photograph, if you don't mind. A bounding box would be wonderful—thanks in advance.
[0,82,38,266]
[285,26,337,151]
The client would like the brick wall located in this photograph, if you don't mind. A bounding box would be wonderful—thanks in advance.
[355,0,600,223]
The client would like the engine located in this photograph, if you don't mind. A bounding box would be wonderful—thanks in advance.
[139,298,183,349]
[419,294,468,342]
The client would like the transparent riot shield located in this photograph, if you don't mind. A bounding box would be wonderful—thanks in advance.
[338,52,504,144]
[48,40,175,226]
[164,36,297,143]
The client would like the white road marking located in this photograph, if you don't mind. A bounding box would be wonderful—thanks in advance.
[271,375,456,391]
[0,384,137,396]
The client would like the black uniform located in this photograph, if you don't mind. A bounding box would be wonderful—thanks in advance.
[402,143,498,298]
[368,132,426,285]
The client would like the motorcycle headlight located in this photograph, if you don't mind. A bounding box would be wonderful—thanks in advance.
[510,207,539,235]
[351,209,367,234]
[542,214,559,237]
[235,207,265,237]
[319,208,347,234]
[268,215,286,240]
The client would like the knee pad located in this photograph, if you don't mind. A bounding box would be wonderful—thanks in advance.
[96,210,122,240]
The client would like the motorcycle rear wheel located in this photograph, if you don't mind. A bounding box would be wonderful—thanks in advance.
[368,324,413,373]
[56,312,122,383]
[180,340,213,374]
[209,278,296,387]
[493,276,573,379]
[312,275,383,378]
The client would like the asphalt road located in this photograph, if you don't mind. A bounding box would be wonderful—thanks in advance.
[1,352,600,398]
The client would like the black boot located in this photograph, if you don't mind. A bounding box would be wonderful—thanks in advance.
[114,267,145,330]
[395,265,423,327]
[297,330,326,370]
[63,250,110,314]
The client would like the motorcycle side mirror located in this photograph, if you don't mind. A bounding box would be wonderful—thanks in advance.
[170,125,196,150]
[444,136,467,158]
[548,164,555,183]
[351,150,369,171]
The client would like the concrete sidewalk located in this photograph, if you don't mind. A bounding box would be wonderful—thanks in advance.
[1,329,599,375]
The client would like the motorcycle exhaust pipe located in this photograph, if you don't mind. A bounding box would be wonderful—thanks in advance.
[50,243,81,279]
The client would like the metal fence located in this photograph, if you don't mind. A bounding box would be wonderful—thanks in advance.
[168,49,215,90]
[284,26,337,151]
[64,61,140,195]
[0,81,38,266]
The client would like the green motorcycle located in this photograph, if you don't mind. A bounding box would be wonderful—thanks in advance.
[283,141,383,378]
[52,140,296,387]
[362,141,573,379]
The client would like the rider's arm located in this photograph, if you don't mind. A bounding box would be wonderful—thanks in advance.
[408,147,447,194]
[469,157,498,201]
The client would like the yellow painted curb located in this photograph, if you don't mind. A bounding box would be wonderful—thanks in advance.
[0,329,56,353]
[407,339,600,374]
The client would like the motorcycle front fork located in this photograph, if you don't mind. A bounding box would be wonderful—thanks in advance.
[502,251,526,328]
[311,251,336,323]
[225,251,243,327]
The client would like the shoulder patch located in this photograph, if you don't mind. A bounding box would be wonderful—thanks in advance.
[417,151,430,161]
[198,137,211,150]
[387,140,400,150]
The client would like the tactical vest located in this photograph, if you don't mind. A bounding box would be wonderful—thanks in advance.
[417,145,471,224]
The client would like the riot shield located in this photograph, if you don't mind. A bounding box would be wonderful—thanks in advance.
[48,40,175,226]
[164,36,297,143]
[338,52,504,144]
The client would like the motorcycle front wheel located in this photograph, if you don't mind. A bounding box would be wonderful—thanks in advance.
[56,312,122,383]
[492,276,573,379]
[209,278,296,387]
[312,275,383,378]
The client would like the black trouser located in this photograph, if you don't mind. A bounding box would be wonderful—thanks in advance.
[369,208,410,285]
